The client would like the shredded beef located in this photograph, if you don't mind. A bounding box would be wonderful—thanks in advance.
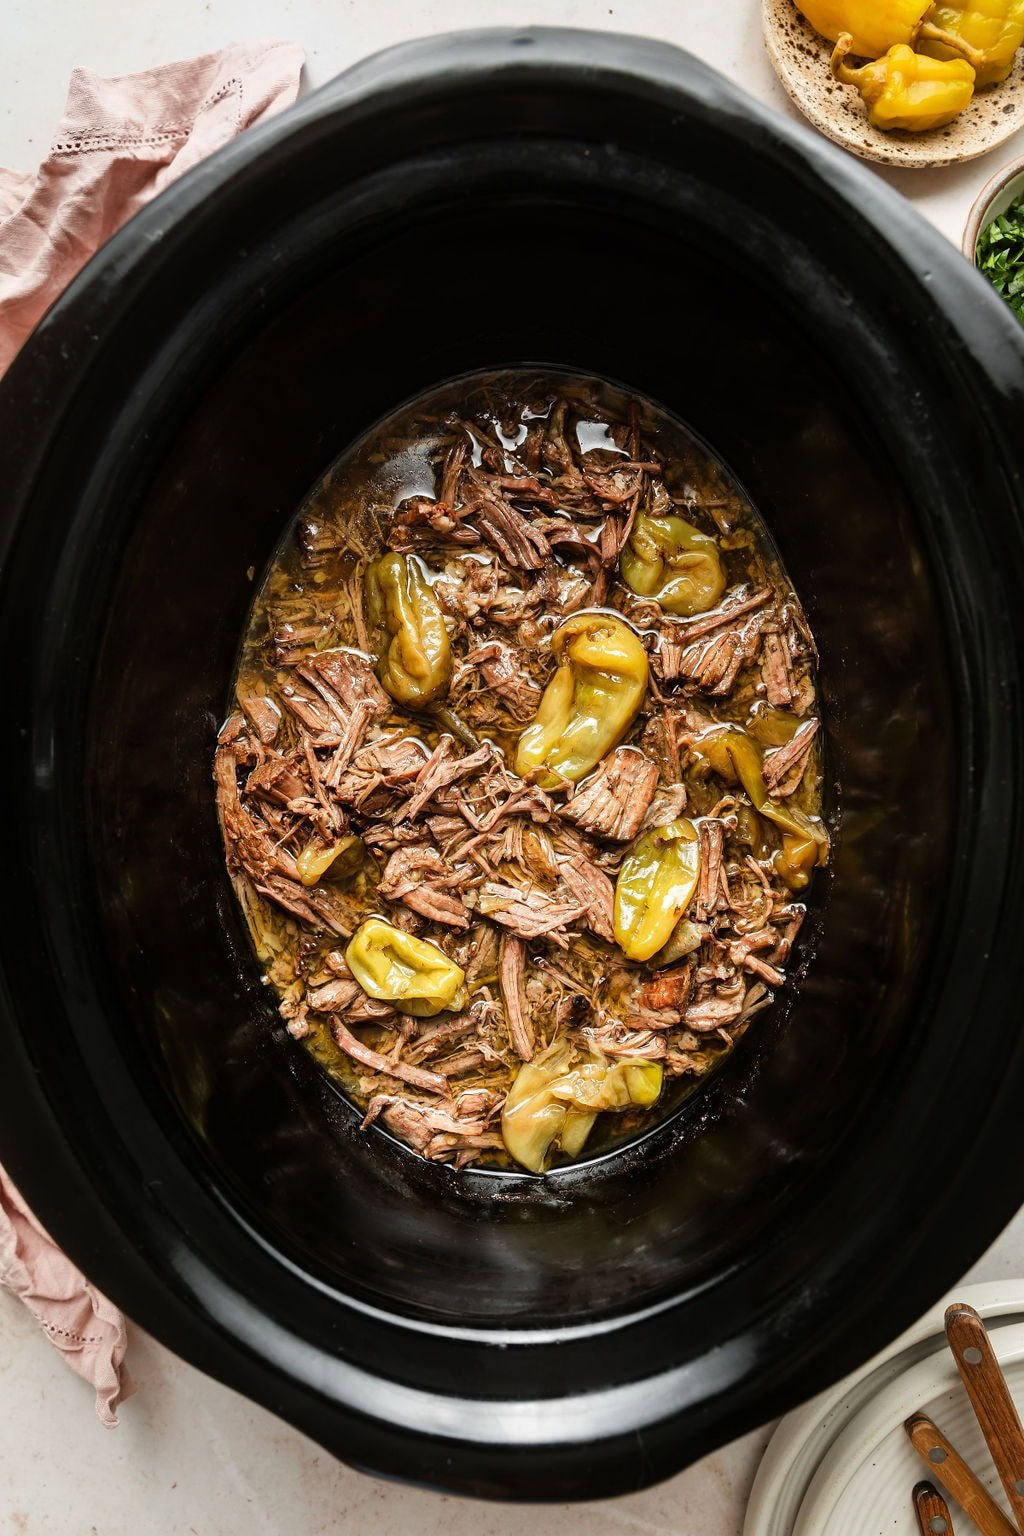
[563,747,659,841]
[477,882,588,944]
[217,381,826,1170]
[499,935,533,1061]
[378,847,472,929]
[298,649,390,718]
[762,718,819,797]
[469,488,551,570]
[459,640,542,721]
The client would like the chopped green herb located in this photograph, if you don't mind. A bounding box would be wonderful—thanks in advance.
[976,196,1024,324]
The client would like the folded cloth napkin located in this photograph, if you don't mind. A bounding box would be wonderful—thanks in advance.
[0,1171,133,1427]
[0,37,304,375]
[0,38,304,1422]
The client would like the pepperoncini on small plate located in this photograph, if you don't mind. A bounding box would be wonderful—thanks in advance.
[365,551,452,707]
[921,0,1024,83]
[514,611,648,786]
[613,818,702,962]
[346,917,466,1017]
[831,32,976,128]
[619,509,726,616]
[697,727,829,892]
[500,1041,663,1173]
[795,0,985,60]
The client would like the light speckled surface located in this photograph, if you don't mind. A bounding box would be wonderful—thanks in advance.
[0,1292,767,1534]
[3,1,1023,1529]
[763,0,1024,167]
[4,1222,1024,1534]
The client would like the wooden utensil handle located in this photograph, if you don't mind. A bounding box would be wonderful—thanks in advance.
[914,1480,955,1536]
[946,1302,1024,1532]
[906,1413,1017,1536]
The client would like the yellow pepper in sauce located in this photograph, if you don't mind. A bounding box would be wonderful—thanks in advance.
[501,1041,663,1173]
[831,34,976,128]
[697,727,829,893]
[295,834,363,887]
[921,0,1024,83]
[795,0,985,60]
[619,509,725,617]
[613,818,702,962]
[772,820,830,892]
[365,552,452,707]
[514,612,648,786]
[346,917,466,1017]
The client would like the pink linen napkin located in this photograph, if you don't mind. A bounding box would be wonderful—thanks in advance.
[0,38,304,1422]
[0,1171,133,1427]
[0,37,304,375]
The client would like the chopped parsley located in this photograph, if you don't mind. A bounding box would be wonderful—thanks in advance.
[977,196,1024,324]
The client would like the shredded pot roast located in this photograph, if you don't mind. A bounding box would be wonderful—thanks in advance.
[215,372,829,1173]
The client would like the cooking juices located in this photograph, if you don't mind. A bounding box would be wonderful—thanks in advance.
[215,371,828,1173]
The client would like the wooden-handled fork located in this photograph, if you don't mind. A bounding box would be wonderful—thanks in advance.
[945,1303,1024,1534]
[906,1414,1018,1536]
[914,1481,955,1536]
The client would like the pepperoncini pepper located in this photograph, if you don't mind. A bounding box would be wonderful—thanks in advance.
[613,818,702,962]
[796,0,985,60]
[295,833,364,887]
[773,820,829,892]
[514,612,648,786]
[501,1041,663,1173]
[619,510,725,617]
[697,727,829,892]
[920,0,1024,84]
[345,917,466,1017]
[365,552,452,708]
[831,33,976,128]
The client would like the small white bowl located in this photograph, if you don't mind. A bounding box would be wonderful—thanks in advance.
[963,152,1024,259]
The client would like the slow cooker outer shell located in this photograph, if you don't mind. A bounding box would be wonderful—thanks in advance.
[0,29,1023,1500]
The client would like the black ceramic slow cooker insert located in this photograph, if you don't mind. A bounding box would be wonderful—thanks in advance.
[1,28,1023,1501]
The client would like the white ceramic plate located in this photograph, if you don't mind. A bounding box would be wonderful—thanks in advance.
[762,0,1024,167]
[745,1281,1024,1536]
[794,1321,1024,1535]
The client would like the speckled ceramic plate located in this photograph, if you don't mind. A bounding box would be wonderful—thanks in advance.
[795,1323,1024,1536]
[744,1281,1024,1536]
[763,0,1024,165]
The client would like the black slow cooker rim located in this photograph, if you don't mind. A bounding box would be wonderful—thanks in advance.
[1,27,1023,1500]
